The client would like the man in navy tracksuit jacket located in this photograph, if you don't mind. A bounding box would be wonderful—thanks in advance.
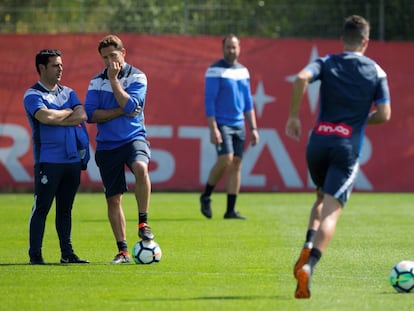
[24,49,89,265]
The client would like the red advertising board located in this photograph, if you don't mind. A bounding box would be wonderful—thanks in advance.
[1,34,413,191]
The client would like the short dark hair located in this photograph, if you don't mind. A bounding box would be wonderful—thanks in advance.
[222,34,239,47]
[343,15,370,47]
[98,34,124,53]
[35,49,61,74]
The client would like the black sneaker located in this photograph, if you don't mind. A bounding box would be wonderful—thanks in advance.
[60,254,89,264]
[29,254,45,265]
[200,195,212,218]
[224,211,247,220]
[138,223,155,241]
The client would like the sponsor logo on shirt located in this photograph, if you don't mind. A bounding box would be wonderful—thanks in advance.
[314,122,352,138]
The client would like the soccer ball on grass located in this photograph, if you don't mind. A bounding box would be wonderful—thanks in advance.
[389,260,414,293]
[132,240,162,264]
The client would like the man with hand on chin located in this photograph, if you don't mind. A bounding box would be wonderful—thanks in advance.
[85,35,154,264]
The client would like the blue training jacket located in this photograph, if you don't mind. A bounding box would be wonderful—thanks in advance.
[85,63,147,151]
[23,82,84,164]
[204,59,253,127]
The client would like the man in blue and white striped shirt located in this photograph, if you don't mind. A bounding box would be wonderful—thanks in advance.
[200,34,259,220]
[85,35,154,264]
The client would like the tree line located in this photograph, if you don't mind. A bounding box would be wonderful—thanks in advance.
[1,0,413,41]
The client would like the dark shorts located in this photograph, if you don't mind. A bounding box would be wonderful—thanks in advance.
[306,140,359,206]
[217,125,245,158]
[95,139,151,198]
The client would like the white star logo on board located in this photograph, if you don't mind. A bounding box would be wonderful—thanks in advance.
[285,45,321,114]
[252,80,275,117]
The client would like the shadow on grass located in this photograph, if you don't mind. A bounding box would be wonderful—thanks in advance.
[0,262,119,266]
[152,218,208,222]
[130,295,286,301]
[81,218,207,223]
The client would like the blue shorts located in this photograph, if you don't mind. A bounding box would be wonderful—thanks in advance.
[217,125,245,158]
[306,140,359,206]
[95,139,151,198]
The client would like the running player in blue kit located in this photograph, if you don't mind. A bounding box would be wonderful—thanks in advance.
[285,15,391,298]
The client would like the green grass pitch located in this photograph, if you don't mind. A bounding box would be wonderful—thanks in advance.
[1,192,414,310]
